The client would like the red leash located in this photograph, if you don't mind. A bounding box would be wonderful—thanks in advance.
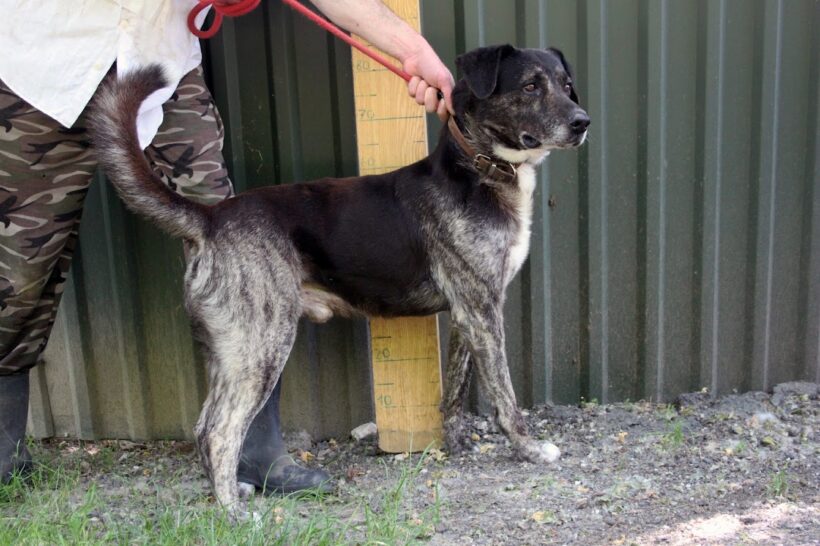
[279,0,412,82]
[187,0,411,83]
[188,0,260,39]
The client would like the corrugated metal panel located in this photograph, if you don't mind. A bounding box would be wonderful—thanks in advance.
[30,0,819,440]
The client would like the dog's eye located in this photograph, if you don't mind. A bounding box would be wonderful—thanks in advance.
[522,83,537,94]
[563,82,573,94]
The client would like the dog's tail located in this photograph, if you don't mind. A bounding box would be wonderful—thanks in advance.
[91,65,208,241]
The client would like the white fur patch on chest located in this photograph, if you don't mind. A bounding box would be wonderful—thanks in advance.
[505,163,537,283]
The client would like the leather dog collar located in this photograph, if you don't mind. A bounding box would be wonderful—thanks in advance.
[447,117,519,183]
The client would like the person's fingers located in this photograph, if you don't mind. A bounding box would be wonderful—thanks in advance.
[407,76,421,98]
[414,80,429,106]
[436,97,448,121]
[401,46,456,114]
[423,86,439,113]
[439,80,455,115]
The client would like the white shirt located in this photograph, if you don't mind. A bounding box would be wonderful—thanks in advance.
[0,0,209,148]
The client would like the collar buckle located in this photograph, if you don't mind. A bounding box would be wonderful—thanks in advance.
[473,153,517,182]
[448,117,520,183]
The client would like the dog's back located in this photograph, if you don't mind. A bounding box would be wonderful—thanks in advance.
[93,67,451,317]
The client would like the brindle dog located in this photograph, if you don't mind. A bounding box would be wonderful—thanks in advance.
[92,44,589,519]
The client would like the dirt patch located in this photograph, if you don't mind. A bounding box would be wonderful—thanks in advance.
[5,382,818,544]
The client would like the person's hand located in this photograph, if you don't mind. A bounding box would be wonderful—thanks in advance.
[403,45,455,122]
[307,1,454,120]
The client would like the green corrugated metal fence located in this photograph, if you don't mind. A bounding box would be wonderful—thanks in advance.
[28,0,819,441]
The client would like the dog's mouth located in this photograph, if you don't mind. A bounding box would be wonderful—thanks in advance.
[517,128,588,152]
[565,130,588,148]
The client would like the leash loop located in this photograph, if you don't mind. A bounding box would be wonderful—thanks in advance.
[187,0,261,39]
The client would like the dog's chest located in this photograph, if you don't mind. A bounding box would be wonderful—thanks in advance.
[505,164,537,283]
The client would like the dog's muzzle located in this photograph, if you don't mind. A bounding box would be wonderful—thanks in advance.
[570,111,591,135]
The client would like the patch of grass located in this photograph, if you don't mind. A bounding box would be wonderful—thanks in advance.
[580,398,599,409]
[362,452,441,543]
[661,404,678,421]
[531,509,558,524]
[0,444,442,545]
[766,468,791,498]
[654,404,687,452]
[678,405,695,417]
[659,421,685,451]
[619,399,637,413]
[713,411,736,422]
[726,440,747,457]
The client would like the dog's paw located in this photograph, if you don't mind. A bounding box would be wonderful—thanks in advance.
[517,440,561,464]
[536,441,561,463]
[227,508,263,526]
[237,481,255,501]
[228,508,251,524]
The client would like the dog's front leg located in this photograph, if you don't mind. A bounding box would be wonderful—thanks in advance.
[441,328,475,454]
[451,304,560,464]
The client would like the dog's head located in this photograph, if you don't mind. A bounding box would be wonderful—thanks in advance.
[453,45,589,164]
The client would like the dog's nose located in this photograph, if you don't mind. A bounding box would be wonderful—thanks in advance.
[570,112,591,134]
[520,133,541,149]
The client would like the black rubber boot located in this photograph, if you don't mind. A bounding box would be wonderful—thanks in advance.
[0,370,33,484]
[237,381,333,495]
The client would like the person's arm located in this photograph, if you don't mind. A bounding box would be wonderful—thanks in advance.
[309,0,454,120]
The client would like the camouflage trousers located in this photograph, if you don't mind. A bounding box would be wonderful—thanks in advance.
[0,66,234,375]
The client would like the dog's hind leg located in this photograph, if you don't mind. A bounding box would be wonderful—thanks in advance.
[195,323,297,519]
[441,328,475,454]
[192,285,299,520]
[450,304,560,464]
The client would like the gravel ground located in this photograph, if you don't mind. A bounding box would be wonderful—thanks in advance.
[5,381,818,545]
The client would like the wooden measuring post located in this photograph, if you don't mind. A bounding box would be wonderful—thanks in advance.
[350,0,443,453]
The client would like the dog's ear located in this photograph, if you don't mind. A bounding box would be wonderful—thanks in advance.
[456,45,515,99]
[547,47,579,104]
